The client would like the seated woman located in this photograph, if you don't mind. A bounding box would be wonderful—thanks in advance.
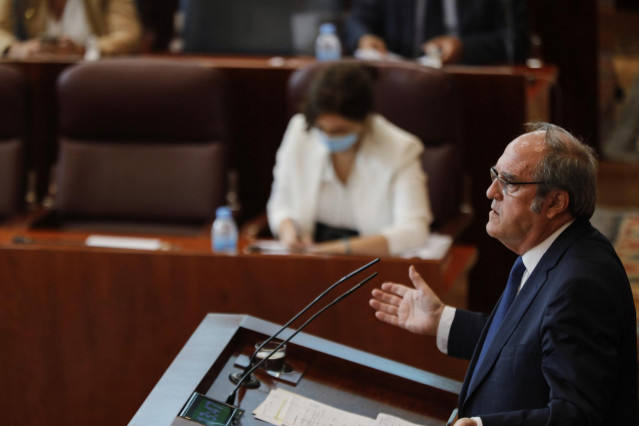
[267,62,432,256]
[0,0,141,58]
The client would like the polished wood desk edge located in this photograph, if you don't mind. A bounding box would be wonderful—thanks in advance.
[0,214,467,264]
[2,54,559,77]
[130,314,463,426]
[0,229,476,298]
[444,63,557,78]
[0,218,479,307]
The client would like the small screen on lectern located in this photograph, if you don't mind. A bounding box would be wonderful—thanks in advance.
[178,392,243,426]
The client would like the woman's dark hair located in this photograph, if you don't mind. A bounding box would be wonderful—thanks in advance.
[303,63,377,129]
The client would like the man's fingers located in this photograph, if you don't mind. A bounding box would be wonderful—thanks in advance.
[408,265,429,290]
[369,297,399,316]
[372,287,404,305]
[379,281,412,297]
[374,310,399,326]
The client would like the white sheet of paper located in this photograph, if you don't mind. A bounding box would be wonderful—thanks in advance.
[254,388,375,426]
[85,235,165,251]
[247,239,291,254]
[253,388,293,424]
[398,233,453,260]
[375,413,425,426]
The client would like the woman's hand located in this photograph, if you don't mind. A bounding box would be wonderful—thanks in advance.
[278,219,311,252]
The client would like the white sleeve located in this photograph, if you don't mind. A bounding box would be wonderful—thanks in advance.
[381,140,433,255]
[266,116,305,236]
[436,306,456,354]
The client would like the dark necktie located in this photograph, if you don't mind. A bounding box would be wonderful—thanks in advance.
[468,256,526,389]
[415,0,445,57]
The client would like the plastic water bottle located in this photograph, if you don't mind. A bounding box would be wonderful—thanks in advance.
[212,206,238,254]
[315,23,341,61]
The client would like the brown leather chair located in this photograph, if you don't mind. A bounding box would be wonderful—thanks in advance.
[286,60,470,237]
[46,59,228,234]
[0,65,25,219]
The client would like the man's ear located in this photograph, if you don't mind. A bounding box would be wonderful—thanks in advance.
[546,190,570,219]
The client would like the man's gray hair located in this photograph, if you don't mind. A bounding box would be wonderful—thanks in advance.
[527,122,598,219]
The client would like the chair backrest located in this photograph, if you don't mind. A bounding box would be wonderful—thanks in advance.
[0,65,25,218]
[54,59,228,226]
[287,60,464,229]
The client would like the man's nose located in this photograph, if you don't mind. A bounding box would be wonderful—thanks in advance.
[486,178,502,200]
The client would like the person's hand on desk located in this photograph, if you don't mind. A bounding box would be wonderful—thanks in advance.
[308,234,390,256]
[358,34,388,53]
[423,35,463,64]
[305,240,349,255]
[454,418,477,426]
[6,36,84,59]
[5,39,42,59]
[46,36,85,56]
[278,219,311,252]
[369,265,444,336]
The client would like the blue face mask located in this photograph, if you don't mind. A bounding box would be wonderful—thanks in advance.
[317,130,359,153]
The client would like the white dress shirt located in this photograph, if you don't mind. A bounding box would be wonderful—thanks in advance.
[315,156,357,230]
[43,0,92,46]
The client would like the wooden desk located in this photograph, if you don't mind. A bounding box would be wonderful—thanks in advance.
[0,226,475,426]
[131,314,462,426]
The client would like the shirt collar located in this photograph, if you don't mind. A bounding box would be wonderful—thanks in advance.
[521,220,574,276]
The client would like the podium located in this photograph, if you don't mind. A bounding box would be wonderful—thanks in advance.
[130,314,462,426]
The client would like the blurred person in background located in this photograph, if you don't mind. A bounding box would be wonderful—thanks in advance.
[0,0,141,58]
[345,0,528,65]
[267,62,433,256]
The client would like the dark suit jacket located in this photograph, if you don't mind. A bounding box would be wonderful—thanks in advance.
[344,0,528,64]
[449,219,639,424]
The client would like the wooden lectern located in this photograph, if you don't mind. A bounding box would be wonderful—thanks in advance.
[130,314,462,426]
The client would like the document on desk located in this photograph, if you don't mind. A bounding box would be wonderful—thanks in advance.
[244,239,291,255]
[254,388,427,426]
[85,235,167,251]
[398,233,452,260]
[375,413,425,426]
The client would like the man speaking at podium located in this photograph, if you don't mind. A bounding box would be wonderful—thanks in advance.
[370,123,639,425]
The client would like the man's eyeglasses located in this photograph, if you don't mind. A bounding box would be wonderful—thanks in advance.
[490,166,545,196]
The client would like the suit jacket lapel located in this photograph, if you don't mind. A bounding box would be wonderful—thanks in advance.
[461,220,590,407]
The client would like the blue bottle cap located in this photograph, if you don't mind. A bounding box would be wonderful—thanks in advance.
[215,206,232,218]
[319,23,336,34]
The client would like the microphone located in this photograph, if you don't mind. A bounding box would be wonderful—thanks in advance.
[229,257,380,387]
[225,270,378,405]
[176,261,379,425]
